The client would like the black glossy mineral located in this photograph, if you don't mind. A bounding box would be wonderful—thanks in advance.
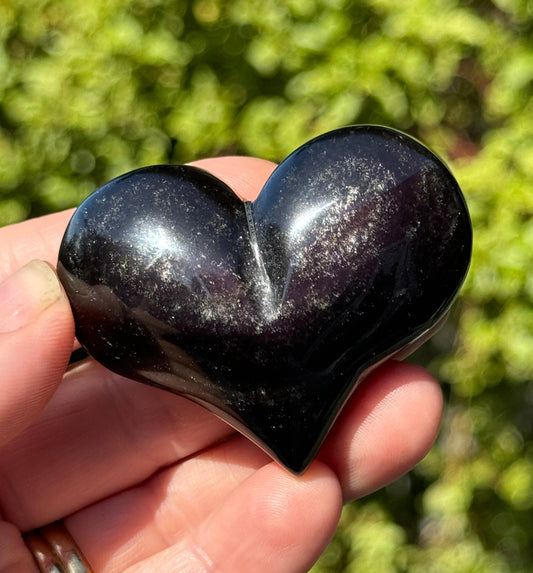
[58,125,472,473]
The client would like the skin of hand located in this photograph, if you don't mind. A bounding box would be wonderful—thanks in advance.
[0,157,443,573]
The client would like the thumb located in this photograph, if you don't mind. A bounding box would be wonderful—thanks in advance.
[0,260,75,446]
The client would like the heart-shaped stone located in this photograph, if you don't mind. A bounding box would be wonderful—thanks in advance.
[57,125,472,473]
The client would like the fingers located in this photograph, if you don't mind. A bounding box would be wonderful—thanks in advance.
[0,261,75,446]
[319,360,443,501]
[0,354,441,532]
[0,356,441,538]
[65,440,341,573]
[0,361,235,530]
[1,358,441,571]
[66,437,271,571]
[134,462,341,573]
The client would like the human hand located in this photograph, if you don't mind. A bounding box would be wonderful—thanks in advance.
[0,157,443,572]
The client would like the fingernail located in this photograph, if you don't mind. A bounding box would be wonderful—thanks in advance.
[0,260,63,333]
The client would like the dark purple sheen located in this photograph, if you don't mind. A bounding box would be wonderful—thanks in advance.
[57,125,472,474]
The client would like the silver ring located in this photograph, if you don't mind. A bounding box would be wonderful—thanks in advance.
[24,521,93,573]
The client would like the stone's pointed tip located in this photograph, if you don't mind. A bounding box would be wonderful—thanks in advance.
[265,440,316,476]
[280,456,313,476]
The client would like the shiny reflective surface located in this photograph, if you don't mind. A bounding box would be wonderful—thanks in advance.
[58,125,472,474]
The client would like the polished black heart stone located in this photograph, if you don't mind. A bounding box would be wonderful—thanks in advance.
[57,125,472,474]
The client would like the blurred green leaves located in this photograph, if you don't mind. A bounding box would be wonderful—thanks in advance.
[2,0,533,571]
[0,0,507,223]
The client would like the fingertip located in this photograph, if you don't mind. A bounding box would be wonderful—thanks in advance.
[190,156,277,201]
[0,260,66,333]
[194,460,342,573]
[320,360,444,501]
[245,461,343,548]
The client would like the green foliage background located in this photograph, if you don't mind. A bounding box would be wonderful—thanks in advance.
[1,0,533,570]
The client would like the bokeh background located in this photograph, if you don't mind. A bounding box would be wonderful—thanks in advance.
[1,0,533,571]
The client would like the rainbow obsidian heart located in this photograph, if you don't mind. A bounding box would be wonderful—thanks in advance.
[57,125,472,474]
